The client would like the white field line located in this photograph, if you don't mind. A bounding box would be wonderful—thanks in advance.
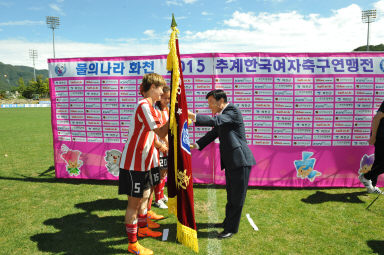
[206,186,222,255]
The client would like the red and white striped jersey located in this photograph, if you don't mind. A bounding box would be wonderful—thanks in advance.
[120,98,162,171]
[155,105,169,157]
[155,105,169,125]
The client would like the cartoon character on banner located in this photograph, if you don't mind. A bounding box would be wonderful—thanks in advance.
[358,154,374,175]
[55,63,66,76]
[60,144,83,176]
[104,149,122,177]
[294,151,322,182]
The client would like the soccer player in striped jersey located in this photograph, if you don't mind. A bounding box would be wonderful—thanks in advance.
[153,86,170,209]
[146,87,172,227]
[119,73,169,255]
[147,86,170,222]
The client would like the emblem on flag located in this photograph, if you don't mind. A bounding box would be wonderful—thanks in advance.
[181,120,191,155]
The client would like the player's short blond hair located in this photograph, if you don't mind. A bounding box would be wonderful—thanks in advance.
[140,73,166,96]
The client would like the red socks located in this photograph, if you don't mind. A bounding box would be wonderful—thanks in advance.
[125,223,138,243]
[125,214,148,243]
[155,179,166,201]
[138,214,148,228]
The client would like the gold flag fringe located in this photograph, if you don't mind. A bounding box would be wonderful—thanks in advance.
[177,220,199,253]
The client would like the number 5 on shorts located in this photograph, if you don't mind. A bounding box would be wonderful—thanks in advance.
[134,182,141,194]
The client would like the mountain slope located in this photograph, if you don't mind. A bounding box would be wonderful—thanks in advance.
[0,62,48,91]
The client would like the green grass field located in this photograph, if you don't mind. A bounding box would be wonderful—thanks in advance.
[0,108,383,255]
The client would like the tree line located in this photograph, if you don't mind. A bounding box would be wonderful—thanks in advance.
[0,75,49,99]
[353,43,384,51]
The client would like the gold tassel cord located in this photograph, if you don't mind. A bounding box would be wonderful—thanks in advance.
[167,26,180,137]
[167,26,180,190]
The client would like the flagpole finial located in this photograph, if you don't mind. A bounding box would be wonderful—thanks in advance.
[171,13,177,28]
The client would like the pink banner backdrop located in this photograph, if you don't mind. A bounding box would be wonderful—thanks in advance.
[48,52,384,187]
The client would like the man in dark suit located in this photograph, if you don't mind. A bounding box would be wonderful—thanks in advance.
[188,89,256,239]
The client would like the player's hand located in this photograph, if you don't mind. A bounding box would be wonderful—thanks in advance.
[190,143,197,149]
[160,145,168,153]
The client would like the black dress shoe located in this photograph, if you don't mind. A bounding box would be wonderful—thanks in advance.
[217,231,233,239]
[213,223,224,228]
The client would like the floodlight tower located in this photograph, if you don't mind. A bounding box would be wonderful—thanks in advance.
[361,10,377,51]
[29,49,38,81]
[46,16,60,58]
